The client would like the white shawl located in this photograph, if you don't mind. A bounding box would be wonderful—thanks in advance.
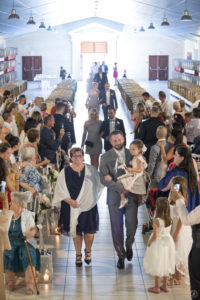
[53,164,103,237]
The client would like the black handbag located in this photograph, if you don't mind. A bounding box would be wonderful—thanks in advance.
[85,140,94,147]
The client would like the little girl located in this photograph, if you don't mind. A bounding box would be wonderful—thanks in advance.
[169,176,193,285]
[143,197,176,294]
[104,139,148,208]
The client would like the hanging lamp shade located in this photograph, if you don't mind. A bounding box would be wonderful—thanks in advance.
[39,21,46,28]
[161,17,170,26]
[47,26,52,31]
[139,26,145,32]
[27,15,36,25]
[8,0,19,19]
[148,22,155,29]
[181,9,192,21]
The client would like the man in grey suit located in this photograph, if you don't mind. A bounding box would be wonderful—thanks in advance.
[147,126,171,189]
[100,130,138,269]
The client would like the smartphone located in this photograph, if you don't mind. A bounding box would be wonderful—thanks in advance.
[174,183,180,192]
[17,164,22,172]
[1,181,6,193]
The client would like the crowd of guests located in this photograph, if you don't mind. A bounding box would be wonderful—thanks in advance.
[1,83,200,299]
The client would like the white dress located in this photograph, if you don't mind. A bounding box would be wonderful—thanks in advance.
[143,218,175,277]
[117,154,147,195]
[170,204,193,283]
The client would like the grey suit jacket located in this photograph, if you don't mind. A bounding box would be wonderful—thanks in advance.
[100,148,132,195]
[147,141,171,182]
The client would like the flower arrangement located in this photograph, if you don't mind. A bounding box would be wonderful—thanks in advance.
[39,194,51,212]
[47,166,59,184]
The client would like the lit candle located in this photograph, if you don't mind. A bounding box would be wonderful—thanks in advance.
[43,272,49,282]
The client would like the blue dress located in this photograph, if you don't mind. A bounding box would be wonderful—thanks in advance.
[158,167,200,212]
[20,164,42,193]
[4,216,40,272]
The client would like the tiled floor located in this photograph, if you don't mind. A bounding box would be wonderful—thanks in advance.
[5,80,191,299]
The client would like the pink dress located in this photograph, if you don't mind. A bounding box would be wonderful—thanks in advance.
[113,66,118,79]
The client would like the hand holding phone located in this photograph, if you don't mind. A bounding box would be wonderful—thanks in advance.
[1,181,6,193]
[174,183,180,192]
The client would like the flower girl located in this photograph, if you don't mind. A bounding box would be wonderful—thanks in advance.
[143,197,176,294]
[170,176,193,285]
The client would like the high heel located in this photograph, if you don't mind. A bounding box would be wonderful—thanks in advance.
[84,249,91,265]
[76,254,82,267]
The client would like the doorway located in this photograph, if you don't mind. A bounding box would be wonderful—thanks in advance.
[149,55,168,81]
[22,56,42,81]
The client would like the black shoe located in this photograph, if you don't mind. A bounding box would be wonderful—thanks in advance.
[117,258,125,269]
[126,248,133,261]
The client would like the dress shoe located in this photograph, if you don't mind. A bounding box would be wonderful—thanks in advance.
[126,248,133,261]
[117,257,125,269]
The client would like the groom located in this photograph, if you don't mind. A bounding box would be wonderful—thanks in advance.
[100,130,138,269]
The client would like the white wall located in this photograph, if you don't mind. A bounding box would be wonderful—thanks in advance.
[6,25,72,80]
[117,27,185,81]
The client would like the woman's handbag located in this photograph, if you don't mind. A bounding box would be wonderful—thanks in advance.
[85,140,94,147]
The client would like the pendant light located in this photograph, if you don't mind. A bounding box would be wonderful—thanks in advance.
[8,0,20,19]
[161,17,170,26]
[181,0,192,21]
[39,21,46,29]
[27,11,36,25]
[139,26,145,32]
[47,26,52,31]
[148,22,155,29]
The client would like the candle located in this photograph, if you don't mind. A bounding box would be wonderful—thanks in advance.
[43,272,49,282]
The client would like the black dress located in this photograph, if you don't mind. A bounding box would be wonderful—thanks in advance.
[58,166,99,234]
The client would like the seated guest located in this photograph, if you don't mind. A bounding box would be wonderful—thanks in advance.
[99,106,126,152]
[158,91,172,117]
[20,147,43,195]
[53,102,70,152]
[39,115,65,163]
[147,126,171,188]
[186,107,200,145]
[137,105,164,162]
[4,192,40,295]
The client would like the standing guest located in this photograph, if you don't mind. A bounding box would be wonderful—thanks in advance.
[60,66,67,80]
[0,126,10,143]
[94,67,108,92]
[159,91,172,117]
[85,82,100,114]
[50,98,62,115]
[53,148,102,266]
[190,92,200,111]
[113,62,118,86]
[99,107,126,152]
[40,102,48,117]
[18,95,28,122]
[4,192,40,295]
[31,111,43,131]
[19,117,37,154]
[86,73,94,93]
[66,105,76,145]
[53,102,70,152]
[39,115,65,164]
[143,197,175,294]
[172,186,200,299]
[99,83,118,120]
[91,62,99,79]
[142,92,152,116]
[185,112,192,124]
[179,99,187,113]
[185,107,200,145]
[8,102,19,137]
[81,109,102,169]
[147,126,171,189]
[5,134,20,164]
[29,97,42,116]
[3,111,13,134]
[137,105,164,162]
[100,131,137,269]
[101,61,108,74]
[169,176,193,286]
[131,102,146,138]
[158,145,200,212]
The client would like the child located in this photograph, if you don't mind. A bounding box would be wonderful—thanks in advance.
[169,176,193,285]
[143,197,175,294]
[104,139,148,208]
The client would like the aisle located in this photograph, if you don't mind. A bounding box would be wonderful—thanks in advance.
[6,81,190,300]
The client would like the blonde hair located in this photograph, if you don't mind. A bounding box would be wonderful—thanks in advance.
[173,101,181,112]
[89,108,99,121]
[155,197,172,227]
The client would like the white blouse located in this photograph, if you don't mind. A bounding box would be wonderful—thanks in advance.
[176,198,200,226]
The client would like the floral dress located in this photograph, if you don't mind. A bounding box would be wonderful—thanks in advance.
[20,164,43,193]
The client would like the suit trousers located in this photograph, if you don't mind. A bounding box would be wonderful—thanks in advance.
[102,106,108,120]
[189,225,200,300]
[107,190,138,258]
